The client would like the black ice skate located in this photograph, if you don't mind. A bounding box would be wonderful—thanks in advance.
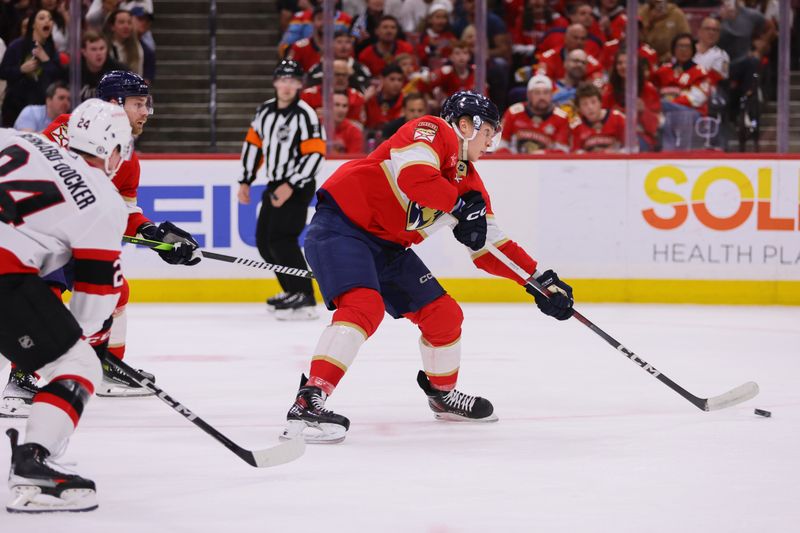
[416,370,498,422]
[273,292,318,321]
[281,375,350,444]
[5,429,97,513]
[0,369,39,418]
[266,291,290,312]
[97,360,156,397]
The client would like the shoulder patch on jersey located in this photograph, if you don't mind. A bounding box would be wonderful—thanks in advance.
[541,48,557,59]
[569,116,583,128]
[553,107,569,119]
[414,123,438,143]
[508,102,525,114]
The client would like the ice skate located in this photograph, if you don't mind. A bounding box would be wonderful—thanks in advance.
[0,369,39,418]
[281,375,349,444]
[274,292,318,321]
[266,291,290,313]
[5,429,97,513]
[96,360,155,397]
[417,370,498,422]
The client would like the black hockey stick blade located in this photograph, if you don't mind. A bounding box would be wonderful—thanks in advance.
[107,358,305,467]
[122,235,316,279]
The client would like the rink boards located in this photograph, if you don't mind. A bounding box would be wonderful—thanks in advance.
[126,155,800,304]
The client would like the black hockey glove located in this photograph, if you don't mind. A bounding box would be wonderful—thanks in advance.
[138,221,201,266]
[451,191,487,251]
[526,269,574,321]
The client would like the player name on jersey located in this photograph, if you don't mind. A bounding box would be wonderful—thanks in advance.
[21,133,97,209]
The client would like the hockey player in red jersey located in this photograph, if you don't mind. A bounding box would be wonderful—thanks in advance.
[1,71,201,415]
[0,99,132,512]
[281,91,575,443]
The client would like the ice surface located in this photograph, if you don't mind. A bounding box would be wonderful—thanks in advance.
[2,303,798,532]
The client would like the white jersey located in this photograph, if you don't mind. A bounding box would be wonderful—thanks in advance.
[0,129,126,336]
[694,46,730,80]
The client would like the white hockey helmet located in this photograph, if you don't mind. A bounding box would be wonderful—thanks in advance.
[68,98,133,177]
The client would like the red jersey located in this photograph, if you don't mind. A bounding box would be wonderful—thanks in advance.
[536,47,604,82]
[420,64,479,99]
[417,30,458,67]
[364,92,404,129]
[498,103,570,153]
[601,82,662,147]
[320,115,537,283]
[301,86,366,124]
[537,29,604,60]
[288,38,321,72]
[357,40,414,79]
[42,114,149,236]
[331,119,364,154]
[650,61,710,115]
[601,40,658,74]
[569,109,626,153]
[510,13,568,46]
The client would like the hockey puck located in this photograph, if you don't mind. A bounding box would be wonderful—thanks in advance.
[754,409,771,417]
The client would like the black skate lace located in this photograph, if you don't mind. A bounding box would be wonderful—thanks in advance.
[309,392,332,413]
[443,389,476,413]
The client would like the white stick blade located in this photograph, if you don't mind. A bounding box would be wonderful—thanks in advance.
[705,381,760,411]
[251,437,306,467]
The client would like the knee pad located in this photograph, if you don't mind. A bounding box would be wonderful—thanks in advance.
[332,288,385,338]
[37,340,102,394]
[406,294,463,347]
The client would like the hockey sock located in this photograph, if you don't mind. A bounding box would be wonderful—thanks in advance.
[107,305,127,360]
[419,337,461,391]
[308,324,366,395]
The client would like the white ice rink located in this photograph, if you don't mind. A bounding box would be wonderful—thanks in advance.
[1,302,798,532]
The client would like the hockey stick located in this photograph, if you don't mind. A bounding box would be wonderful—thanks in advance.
[122,235,315,278]
[482,243,759,412]
[107,357,305,467]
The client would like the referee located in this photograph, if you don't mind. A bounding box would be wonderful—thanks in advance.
[237,59,325,320]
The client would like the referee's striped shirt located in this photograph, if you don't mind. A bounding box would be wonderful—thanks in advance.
[239,97,325,188]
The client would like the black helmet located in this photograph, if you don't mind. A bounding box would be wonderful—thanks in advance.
[273,59,304,80]
[440,90,501,133]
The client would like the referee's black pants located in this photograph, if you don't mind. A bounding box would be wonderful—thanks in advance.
[256,183,315,296]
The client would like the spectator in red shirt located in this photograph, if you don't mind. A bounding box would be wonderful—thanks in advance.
[358,15,414,79]
[420,41,479,101]
[381,91,427,139]
[570,82,626,153]
[417,1,457,68]
[510,0,568,51]
[600,38,659,76]
[535,24,604,83]
[286,7,323,72]
[326,90,364,155]
[603,51,663,152]
[351,0,389,54]
[306,31,372,93]
[499,74,570,154]
[364,62,405,130]
[651,33,710,150]
[538,6,604,58]
[301,59,366,125]
[594,0,627,42]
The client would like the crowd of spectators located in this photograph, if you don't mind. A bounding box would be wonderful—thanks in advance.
[278,0,796,154]
[0,0,156,128]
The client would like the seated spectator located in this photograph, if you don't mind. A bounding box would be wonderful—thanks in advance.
[131,6,155,52]
[364,63,405,130]
[0,9,66,127]
[600,37,659,75]
[498,74,570,154]
[603,51,662,152]
[417,1,456,68]
[385,0,448,34]
[104,9,144,76]
[639,0,690,62]
[394,53,431,99]
[279,0,309,36]
[307,30,372,92]
[86,0,121,34]
[382,91,427,138]
[511,0,568,51]
[534,26,604,83]
[280,1,352,53]
[419,41,479,100]
[13,80,69,131]
[326,90,364,155]
[694,16,729,85]
[358,15,413,79]
[35,0,70,53]
[287,6,323,72]
[594,0,627,42]
[351,0,389,54]
[79,31,126,102]
[552,49,593,115]
[569,82,626,153]
[538,5,604,59]
[301,59,366,124]
[651,33,711,151]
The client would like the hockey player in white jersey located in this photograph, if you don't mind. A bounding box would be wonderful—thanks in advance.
[0,99,132,513]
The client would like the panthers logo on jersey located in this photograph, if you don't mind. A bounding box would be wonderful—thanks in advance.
[49,124,69,147]
[406,201,444,231]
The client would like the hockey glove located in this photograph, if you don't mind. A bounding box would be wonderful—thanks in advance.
[85,316,113,361]
[526,269,574,321]
[138,221,201,266]
[451,191,487,251]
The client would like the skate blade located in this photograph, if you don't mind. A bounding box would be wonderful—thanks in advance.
[280,420,347,444]
[434,412,499,423]
[6,486,98,513]
[0,398,31,418]
[275,307,319,321]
